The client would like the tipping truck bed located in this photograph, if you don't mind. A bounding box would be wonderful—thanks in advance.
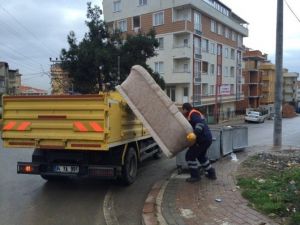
[1,91,160,185]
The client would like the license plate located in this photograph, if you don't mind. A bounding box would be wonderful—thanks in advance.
[54,165,79,174]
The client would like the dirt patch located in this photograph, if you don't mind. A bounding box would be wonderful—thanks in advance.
[236,149,300,179]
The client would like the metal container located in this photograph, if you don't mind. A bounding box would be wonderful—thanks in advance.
[221,126,233,156]
[207,128,222,161]
[231,125,248,151]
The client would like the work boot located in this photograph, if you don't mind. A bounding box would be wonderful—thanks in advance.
[205,168,217,180]
[186,168,200,183]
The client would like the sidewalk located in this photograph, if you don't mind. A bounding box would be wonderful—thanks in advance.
[142,145,283,225]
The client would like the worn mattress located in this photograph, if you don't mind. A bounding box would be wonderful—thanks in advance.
[116,65,193,158]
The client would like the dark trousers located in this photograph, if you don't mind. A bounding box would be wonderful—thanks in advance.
[185,140,212,177]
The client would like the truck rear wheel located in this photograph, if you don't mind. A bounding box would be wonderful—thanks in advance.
[121,147,138,185]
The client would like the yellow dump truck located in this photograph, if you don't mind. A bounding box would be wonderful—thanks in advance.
[1,91,160,185]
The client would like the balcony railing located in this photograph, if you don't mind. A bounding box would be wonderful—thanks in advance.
[172,46,191,59]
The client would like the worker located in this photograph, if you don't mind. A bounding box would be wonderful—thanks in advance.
[182,103,217,182]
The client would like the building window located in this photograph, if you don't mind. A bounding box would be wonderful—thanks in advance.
[183,63,189,72]
[217,45,222,55]
[231,49,235,60]
[210,19,216,33]
[154,61,164,74]
[224,47,228,58]
[117,19,127,32]
[230,84,234,94]
[139,0,147,6]
[237,34,243,47]
[133,16,140,28]
[0,80,5,88]
[184,87,189,96]
[210,43,216,54]
[194,36,201,55]
[202,61,208,74]
[155,37,164,50]
[230,66,235,77]
[113,1,121,12]
[217,24,223,35]
[166,86,176,102]
[194,11,202,32]
[153,11,164,26]
[224,66,229,77]
[194,84,201,102]
[183,87,189,103]
[225,27,229,38]
[210,85,214,95]
[194,61,201,81]
[202,39,209,52]
[232,31,237,41]
[183,38,188,47]
[202,83,208,96]
[210,64,215,75]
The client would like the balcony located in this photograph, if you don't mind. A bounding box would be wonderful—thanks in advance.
[283,88,295,94]
[201,95,215,105]
[166,71,191,84]
[173,7,192,22]
[172,46,192,59]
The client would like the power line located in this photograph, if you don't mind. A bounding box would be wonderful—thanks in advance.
[0,43,46,68]
[284,0,300,23]
[0,4,58,56]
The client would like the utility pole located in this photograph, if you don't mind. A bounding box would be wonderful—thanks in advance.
[273,0,283,146]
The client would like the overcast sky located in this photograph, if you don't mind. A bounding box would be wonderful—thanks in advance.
[0,0,299,92]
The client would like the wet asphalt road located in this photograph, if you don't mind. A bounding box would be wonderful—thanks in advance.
[0,140,175,225]
[0,116,299,225]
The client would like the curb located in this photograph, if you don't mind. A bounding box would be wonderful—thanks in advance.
[142,180,163,225]
[142,173,176,225]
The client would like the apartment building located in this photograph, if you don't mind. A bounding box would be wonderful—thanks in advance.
[241,50,267,109]
[102,0,248,122]
[283,69,299,107]
[259,63,275,106]
[0,62,22,96]
[297,81,300,113]
[7,69,22,95]
[0,62,9,95]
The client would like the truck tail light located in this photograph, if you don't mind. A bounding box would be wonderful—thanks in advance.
[17,163,40,174]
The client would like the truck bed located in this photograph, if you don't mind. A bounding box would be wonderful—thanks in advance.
[2,92,149,151]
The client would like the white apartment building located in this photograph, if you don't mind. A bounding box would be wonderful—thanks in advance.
[102,0,248,122]
[283,71,299,105]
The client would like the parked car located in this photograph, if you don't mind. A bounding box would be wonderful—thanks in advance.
[244,111,266,123]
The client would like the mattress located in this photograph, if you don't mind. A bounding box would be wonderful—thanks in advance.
[116,65,194,158]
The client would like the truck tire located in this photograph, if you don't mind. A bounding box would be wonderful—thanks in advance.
[121,147,138,185]
[153,148,162,159]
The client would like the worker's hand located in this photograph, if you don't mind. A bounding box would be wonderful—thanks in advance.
[186,132,196,145]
